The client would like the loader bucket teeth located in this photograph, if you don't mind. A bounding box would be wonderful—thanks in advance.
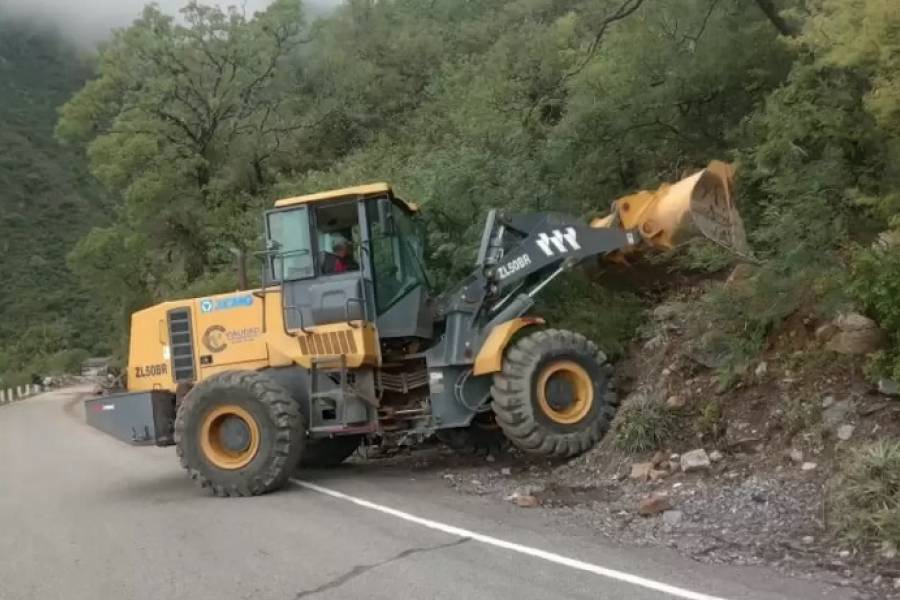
[686,161,750,255]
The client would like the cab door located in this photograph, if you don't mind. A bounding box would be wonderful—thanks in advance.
[266,201,372,331]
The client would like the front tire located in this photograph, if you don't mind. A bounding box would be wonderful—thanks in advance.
[491,329,617,458]
[174,370,305,496]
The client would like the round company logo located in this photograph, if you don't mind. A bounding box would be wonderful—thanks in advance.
[200,299,215,313]
[202,325,228,353]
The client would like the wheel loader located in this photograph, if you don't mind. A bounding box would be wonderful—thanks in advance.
[84,161,746,496]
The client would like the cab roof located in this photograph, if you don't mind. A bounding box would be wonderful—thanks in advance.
[274,182,419,213]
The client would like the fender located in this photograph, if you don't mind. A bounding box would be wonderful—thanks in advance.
[472,316,545,376]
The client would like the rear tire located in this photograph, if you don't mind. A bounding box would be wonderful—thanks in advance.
[436,412,509,456]
[300,435,363,468]
[491,329,617,458]
[174,370,305,496]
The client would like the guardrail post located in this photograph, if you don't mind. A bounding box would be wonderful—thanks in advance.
[0,389,5,404]
[16,386,22,399]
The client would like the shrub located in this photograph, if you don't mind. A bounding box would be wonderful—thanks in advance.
[692,255,847,380]
[830,441,900,548]
[780,396,820,435]
[849,245,900,379]
[695,398,725,440]
[614,394,676,453]
[40,349,91,375]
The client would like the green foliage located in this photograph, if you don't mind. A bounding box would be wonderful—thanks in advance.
[850,246,900,379]
[0,0,891,380]
[56,0,310,346]
[614,395,676,453]
[0,19,110,381]
[780,396,820,435]
[669,240,737,274]
[694,398,725,440]
[535,271,645,357]
[691,260,839,378]
[831,440,900,548]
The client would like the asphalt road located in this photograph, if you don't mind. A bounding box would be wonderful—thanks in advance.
[0,387,849,600]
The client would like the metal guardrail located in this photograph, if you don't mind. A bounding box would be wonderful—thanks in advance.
[0,384,43,406]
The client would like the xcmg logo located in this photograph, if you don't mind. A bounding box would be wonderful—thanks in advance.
[535,227,580,256]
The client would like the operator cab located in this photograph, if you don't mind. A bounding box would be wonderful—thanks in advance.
[265,183,433,343]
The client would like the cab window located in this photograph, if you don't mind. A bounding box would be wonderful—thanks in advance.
[267,207,314,281]
[366,200,429,314]
[314,201,361,276]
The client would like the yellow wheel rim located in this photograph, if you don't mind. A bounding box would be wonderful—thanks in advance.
[536,360,594,425]
[199,405,261,470]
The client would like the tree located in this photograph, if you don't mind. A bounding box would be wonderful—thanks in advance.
[58,0,310,296]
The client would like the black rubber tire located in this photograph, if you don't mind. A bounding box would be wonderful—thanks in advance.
[300,435,363,468]
[491,328,617,458]
[174,370,305,497]
[436,413,510,456]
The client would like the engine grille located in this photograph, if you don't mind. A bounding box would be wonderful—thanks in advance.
[296,330,358,357]
[167,308,196,383]
[378,367,429,394]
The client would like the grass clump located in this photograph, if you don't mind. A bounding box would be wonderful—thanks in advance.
[695,398,725,440]
[831,441,900,548]
[781,396,820,435]
[614,394,677,453]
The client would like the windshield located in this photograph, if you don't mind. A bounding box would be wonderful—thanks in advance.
[367,200,429,314]
[266,207,314,281]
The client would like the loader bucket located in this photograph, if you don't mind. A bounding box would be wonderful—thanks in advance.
[591,161,749,255]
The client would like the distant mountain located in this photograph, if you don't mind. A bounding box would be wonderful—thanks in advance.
[0,18,109,370]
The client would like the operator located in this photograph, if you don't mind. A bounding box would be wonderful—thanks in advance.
[321,233,358,274]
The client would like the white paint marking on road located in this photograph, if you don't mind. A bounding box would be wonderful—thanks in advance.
[293,479,730,600]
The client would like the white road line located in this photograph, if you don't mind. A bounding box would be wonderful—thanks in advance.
[293,479,731,600]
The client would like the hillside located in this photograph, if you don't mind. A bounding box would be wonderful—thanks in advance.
[0,19,109,382]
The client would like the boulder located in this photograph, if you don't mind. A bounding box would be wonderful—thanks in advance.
[638,492,672,516]
[814,322,838,342]
[709,450,724,462]
[663,510,683,526]
[754,361,768,378]
[666,395,686,409]
[512,495,539,508]
[837,424,855,441]
[681,449,712,472]
[823,400,854,431]
[801,462,817,471]
[687,331,731,369]
[826,313,886,355]
[630,462,654,481]
[878,379,900,398]
[726,263,756,286]
[649,469,669,482]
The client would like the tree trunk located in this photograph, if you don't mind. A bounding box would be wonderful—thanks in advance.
[753,0,798,37]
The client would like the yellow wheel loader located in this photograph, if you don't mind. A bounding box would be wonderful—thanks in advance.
[85,162,745,497]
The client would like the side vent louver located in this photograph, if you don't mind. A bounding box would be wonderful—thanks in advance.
[167,308,196,383]
[296,330,357,357]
